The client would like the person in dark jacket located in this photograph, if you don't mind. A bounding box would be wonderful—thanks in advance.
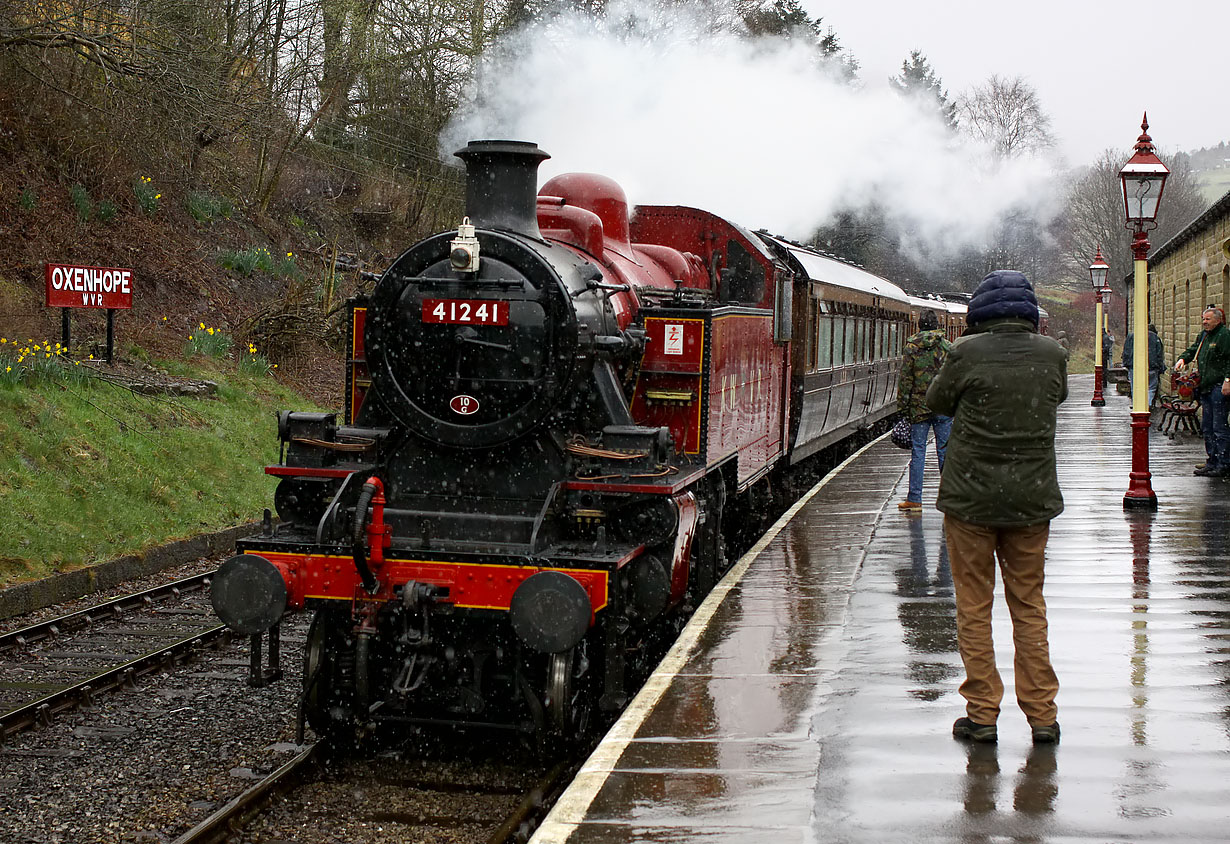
[926,270,1067,746]
[1174,307,1230,476]
[1121,324,1165,406]
[896,309,953,511]
[1102,330,1115,369]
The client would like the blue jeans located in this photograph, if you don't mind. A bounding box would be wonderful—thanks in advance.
[1199,388,1230,469]
[908,415,952,503]
[1127,370,1161,406]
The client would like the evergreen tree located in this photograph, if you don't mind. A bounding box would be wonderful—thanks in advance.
[739,0,858,82]
[889,50,956,130]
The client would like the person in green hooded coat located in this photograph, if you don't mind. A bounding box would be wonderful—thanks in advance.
[926,270,1067,746]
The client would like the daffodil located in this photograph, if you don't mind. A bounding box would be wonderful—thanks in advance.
[199,322,205,329]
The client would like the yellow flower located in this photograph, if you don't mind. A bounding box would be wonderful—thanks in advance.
[154,194,161,200]
[199,322,205,330]
[88,354,93,360]
[4,366,9,372]
[272,364,277,369]
[286,252,293,257]
[162,316,167,322]
[207,327,215,335]
[1,337,6,343]
[74,361,79,366]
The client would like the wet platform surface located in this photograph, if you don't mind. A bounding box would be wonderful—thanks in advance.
[533,375,1230,843]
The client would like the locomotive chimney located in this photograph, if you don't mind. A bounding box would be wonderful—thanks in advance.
[454,140,550,239]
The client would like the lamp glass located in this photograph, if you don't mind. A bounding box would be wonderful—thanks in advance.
[1121,173,1167,223]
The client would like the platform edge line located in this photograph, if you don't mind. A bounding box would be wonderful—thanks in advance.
[529,432,889,844]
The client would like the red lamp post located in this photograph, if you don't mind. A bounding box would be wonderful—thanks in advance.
[1090,247,1110,407]
[1119,113,1168,510]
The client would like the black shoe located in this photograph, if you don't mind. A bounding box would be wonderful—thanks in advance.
[1194,465,1221,476]
[1031,721,1060,744]
[953,717,998,743]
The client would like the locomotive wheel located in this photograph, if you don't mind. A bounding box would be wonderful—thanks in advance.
[542,646,592,747]
[303,608,360,747]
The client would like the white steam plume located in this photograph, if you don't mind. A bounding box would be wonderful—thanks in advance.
[441,2,1059,258]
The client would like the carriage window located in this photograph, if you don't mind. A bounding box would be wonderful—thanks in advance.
[817,315,832,369]
[892,322,900,354]
[843,318,855,364]
[807,299,818,371]
[860,319,870,362]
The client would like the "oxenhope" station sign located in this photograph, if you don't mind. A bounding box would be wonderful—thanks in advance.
[44,263,134,310]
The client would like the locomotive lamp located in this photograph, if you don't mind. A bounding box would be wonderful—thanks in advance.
[1119,113,1168,510]
[1090,247,1109,407]
[450,216,480,273]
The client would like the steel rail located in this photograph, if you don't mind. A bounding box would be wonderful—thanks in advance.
[485,759,574,844]
[170,743,322,844]
[0,623,231,742]
[0,570,217,655]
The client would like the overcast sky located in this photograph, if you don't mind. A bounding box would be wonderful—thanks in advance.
[812,2,1229,167]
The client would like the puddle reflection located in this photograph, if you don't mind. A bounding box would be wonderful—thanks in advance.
[896,517,959,700]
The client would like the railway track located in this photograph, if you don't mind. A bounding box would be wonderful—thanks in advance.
[173,741,575,844]
[0,571,234,740]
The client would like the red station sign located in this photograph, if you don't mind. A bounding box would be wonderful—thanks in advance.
[45,263,134,310]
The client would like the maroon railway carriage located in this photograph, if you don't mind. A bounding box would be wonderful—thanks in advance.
[210,140,911,745]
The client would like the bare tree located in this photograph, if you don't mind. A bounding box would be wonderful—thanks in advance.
[956,74,1053,159]
[1057,146,1208,296]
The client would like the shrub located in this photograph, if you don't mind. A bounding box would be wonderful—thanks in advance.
[218,247,277,277]
[70,184,93,222]
[0,338,88,387]
[97,200,118,223]
[19,188,36,211]
[239,342,275,376]
[133,176,161,216]
[187,191,233,223]
[186,323,233,358]
[275,251,303,281]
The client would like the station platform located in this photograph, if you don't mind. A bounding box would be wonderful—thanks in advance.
[532,374,1230,843]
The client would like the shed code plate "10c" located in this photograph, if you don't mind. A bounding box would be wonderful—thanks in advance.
[422,299,509,325]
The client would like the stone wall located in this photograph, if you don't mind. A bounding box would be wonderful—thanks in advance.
[1142,199,1230,368]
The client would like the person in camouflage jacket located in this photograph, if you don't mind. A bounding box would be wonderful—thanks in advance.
[896,309,953,510]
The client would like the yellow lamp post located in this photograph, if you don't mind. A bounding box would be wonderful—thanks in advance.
[1118,114,1168,510]
[1090,247,1109,407]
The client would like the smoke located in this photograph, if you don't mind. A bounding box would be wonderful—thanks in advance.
[440,2,1060,259]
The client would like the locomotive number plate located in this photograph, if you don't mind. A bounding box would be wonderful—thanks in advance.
[423,299,509,325]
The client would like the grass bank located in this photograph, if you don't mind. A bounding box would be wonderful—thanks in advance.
[0,355,321,586]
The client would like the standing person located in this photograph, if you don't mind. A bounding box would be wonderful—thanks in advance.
[926,270,1067,745]
[1054,331,1071,360]
[1174,307,1230,477]
[896,309,953,512]
[1102,329,1115,372]
[1121,324,1166,407]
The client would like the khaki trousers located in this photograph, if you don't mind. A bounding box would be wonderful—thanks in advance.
[944,515,1059,726]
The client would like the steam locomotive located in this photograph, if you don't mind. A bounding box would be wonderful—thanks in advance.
[211,140,920,745]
